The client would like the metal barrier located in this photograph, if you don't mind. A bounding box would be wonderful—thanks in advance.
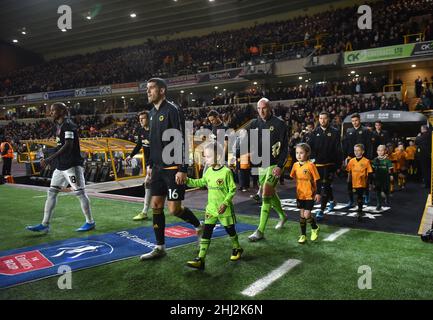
[259,34,327,56]
[382,83,407,101]
[234,95,261,105]
[403,33,424,44]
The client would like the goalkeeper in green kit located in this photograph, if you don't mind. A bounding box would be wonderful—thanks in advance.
[185,142,243,270]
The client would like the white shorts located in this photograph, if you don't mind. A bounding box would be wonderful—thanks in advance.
[50,166,86,191]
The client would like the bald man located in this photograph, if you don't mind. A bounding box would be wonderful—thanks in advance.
[247,98,289,241]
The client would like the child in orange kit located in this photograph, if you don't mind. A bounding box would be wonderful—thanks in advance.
[346,144,373,221]
[290,143,321,244]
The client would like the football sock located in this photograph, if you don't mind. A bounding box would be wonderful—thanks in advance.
[178,207,200,228]
[76,190,94,223]
[42,187,59,225]
[376,191,382,207]
[225,225,240,249]
[357,194,363,212]
[198,224,214,259]
[320,193,328,211]
[198,239,211,259]
[328,187,334,202]
[300,217,307,235]
[152,208,165,245]
[348,182,354,203]
[258,196,271,233]
[307,217,318,229]
[270,193,286,220]
[142,187,151,214]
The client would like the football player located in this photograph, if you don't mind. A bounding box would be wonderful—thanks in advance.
[26,102,95,233]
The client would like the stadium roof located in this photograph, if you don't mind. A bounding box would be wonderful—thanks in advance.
[1,0,336,57]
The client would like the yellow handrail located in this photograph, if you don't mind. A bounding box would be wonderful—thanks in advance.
[403,33,424,44]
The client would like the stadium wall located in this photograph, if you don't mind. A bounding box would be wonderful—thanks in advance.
[394,67,433,97]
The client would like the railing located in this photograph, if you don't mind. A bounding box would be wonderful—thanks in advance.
[388,81,433,102]
[197,65,210,73]
[258,34,327,56]
[383,83,406,101]
[234,95,261,105]
[403,33,424,44]
[224,61,238,69]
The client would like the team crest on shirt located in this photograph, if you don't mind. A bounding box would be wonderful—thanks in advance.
[303,169,308,175]
[159,115,164,121]
[56,137,61,145]
[143,139,149,145]
[327,133,332,136]
[269,126,274,131]
[216,179,224,186]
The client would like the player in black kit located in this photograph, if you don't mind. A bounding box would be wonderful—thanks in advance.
[309,111,342,220]
[247,98,289,241]
[26,102,95,233]
[140,78,203,260]
[126,111,151,221]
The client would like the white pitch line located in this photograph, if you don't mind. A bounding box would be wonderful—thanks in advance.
[241,259,301,297]
[32,193,71,198]
[323,228,350,242]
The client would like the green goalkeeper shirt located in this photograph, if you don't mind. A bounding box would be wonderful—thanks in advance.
[372,157,393,183]
[186,165,236,218]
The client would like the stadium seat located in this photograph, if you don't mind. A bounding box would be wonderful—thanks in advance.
[98,164,111,182]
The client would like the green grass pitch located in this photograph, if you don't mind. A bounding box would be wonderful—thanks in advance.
[0,185,432,300]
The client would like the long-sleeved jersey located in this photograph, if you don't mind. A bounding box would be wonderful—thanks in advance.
[371,129,390,151]
[186,166,236,217]
[309,125,342,166]
[148,100,188,172]
[247,115,288,168]
[130,127,150,162]
[343,125,373,159]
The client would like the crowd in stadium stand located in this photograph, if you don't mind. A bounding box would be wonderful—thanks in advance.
[1,0,432,97]
[272,94,408,135]
[2,93,409,154]
[4,73,420,120]
[2,103,254,150]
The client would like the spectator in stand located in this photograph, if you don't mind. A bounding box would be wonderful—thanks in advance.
[415,75,424,98]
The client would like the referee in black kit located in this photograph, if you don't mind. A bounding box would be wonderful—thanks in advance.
[309,111,342,220]
[140,78,204,260]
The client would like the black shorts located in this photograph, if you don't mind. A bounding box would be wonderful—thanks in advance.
[353,188,366,197]
[296,199,315,210]
[150,167,185,201]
